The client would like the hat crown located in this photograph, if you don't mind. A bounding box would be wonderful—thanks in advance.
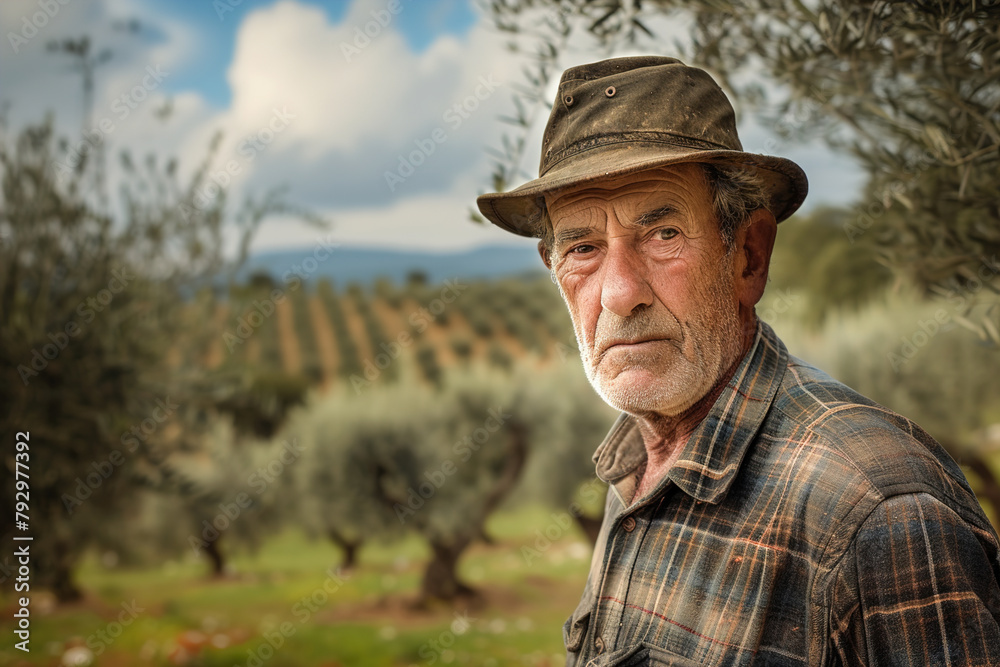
[475,55,807,237]
[540,56,743,176]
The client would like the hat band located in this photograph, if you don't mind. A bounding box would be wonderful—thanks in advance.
[542,130,735,176]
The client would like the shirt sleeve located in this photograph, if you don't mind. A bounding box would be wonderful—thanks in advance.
[829,492,1000,665]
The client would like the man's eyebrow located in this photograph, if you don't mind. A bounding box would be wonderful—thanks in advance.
[553,227,594,246]
[632,205,676,228]
[551,205,675,247]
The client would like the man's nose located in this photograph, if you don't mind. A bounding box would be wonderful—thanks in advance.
[600,241,653,317]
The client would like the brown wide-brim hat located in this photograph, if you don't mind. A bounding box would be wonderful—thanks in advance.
[477,56,808,237]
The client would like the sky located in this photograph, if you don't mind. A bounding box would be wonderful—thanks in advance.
[0,0,865,254]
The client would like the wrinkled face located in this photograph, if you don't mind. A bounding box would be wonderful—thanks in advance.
[544,164,746,417]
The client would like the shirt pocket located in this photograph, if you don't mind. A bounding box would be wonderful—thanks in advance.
[598,643,703,666]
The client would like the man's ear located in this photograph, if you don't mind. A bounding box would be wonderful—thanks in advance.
[735,208,777,308]
[537,240,552,270]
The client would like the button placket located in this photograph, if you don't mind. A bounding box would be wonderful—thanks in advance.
[591,511,645,659]
[609,508,658,653]
[587,498,629,663]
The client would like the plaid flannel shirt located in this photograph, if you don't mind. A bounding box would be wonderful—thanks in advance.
[565,321,1000,666]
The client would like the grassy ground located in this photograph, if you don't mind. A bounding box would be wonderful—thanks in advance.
[0,506,590,667]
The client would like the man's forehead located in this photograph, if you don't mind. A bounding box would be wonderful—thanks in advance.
[544,164,710,218]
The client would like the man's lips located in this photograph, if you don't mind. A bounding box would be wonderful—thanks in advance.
[598,336,669,357]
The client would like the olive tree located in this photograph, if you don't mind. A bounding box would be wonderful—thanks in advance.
[0,38,317,599]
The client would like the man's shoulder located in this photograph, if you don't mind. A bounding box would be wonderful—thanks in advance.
[756,354,983,530]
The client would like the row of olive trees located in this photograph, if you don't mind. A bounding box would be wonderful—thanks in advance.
[288,358,615,604]
[83,354,614,600]
[86,417,301,578]
[30,354,610,601]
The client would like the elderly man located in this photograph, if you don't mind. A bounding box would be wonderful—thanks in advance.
[477,56,1000,665]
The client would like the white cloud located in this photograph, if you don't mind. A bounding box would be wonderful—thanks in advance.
[174,0,533,252]
[181,0,523,209]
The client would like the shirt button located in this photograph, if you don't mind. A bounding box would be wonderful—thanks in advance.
[594,636,606,654]
[622,516,637,532]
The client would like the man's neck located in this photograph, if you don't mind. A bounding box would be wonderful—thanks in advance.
[629,318,757,503]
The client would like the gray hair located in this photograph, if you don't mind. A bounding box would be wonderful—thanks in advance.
[701,163,770,250]
[536,163,769,255]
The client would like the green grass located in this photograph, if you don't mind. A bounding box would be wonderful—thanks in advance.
[0,505,591,667]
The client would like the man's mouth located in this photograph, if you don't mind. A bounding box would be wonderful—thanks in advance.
[598,336,668,357]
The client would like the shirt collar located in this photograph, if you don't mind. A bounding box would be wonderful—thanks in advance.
[592,320,789,505]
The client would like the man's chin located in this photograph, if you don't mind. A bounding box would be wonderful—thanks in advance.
[590,367,705,417]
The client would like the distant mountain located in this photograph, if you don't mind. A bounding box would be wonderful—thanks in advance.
[234,244,546,286]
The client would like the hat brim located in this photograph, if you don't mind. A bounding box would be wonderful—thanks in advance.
[477,142,808,237]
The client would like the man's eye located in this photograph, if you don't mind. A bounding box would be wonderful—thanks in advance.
[568,244,596,255]
[657,228,679,240]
